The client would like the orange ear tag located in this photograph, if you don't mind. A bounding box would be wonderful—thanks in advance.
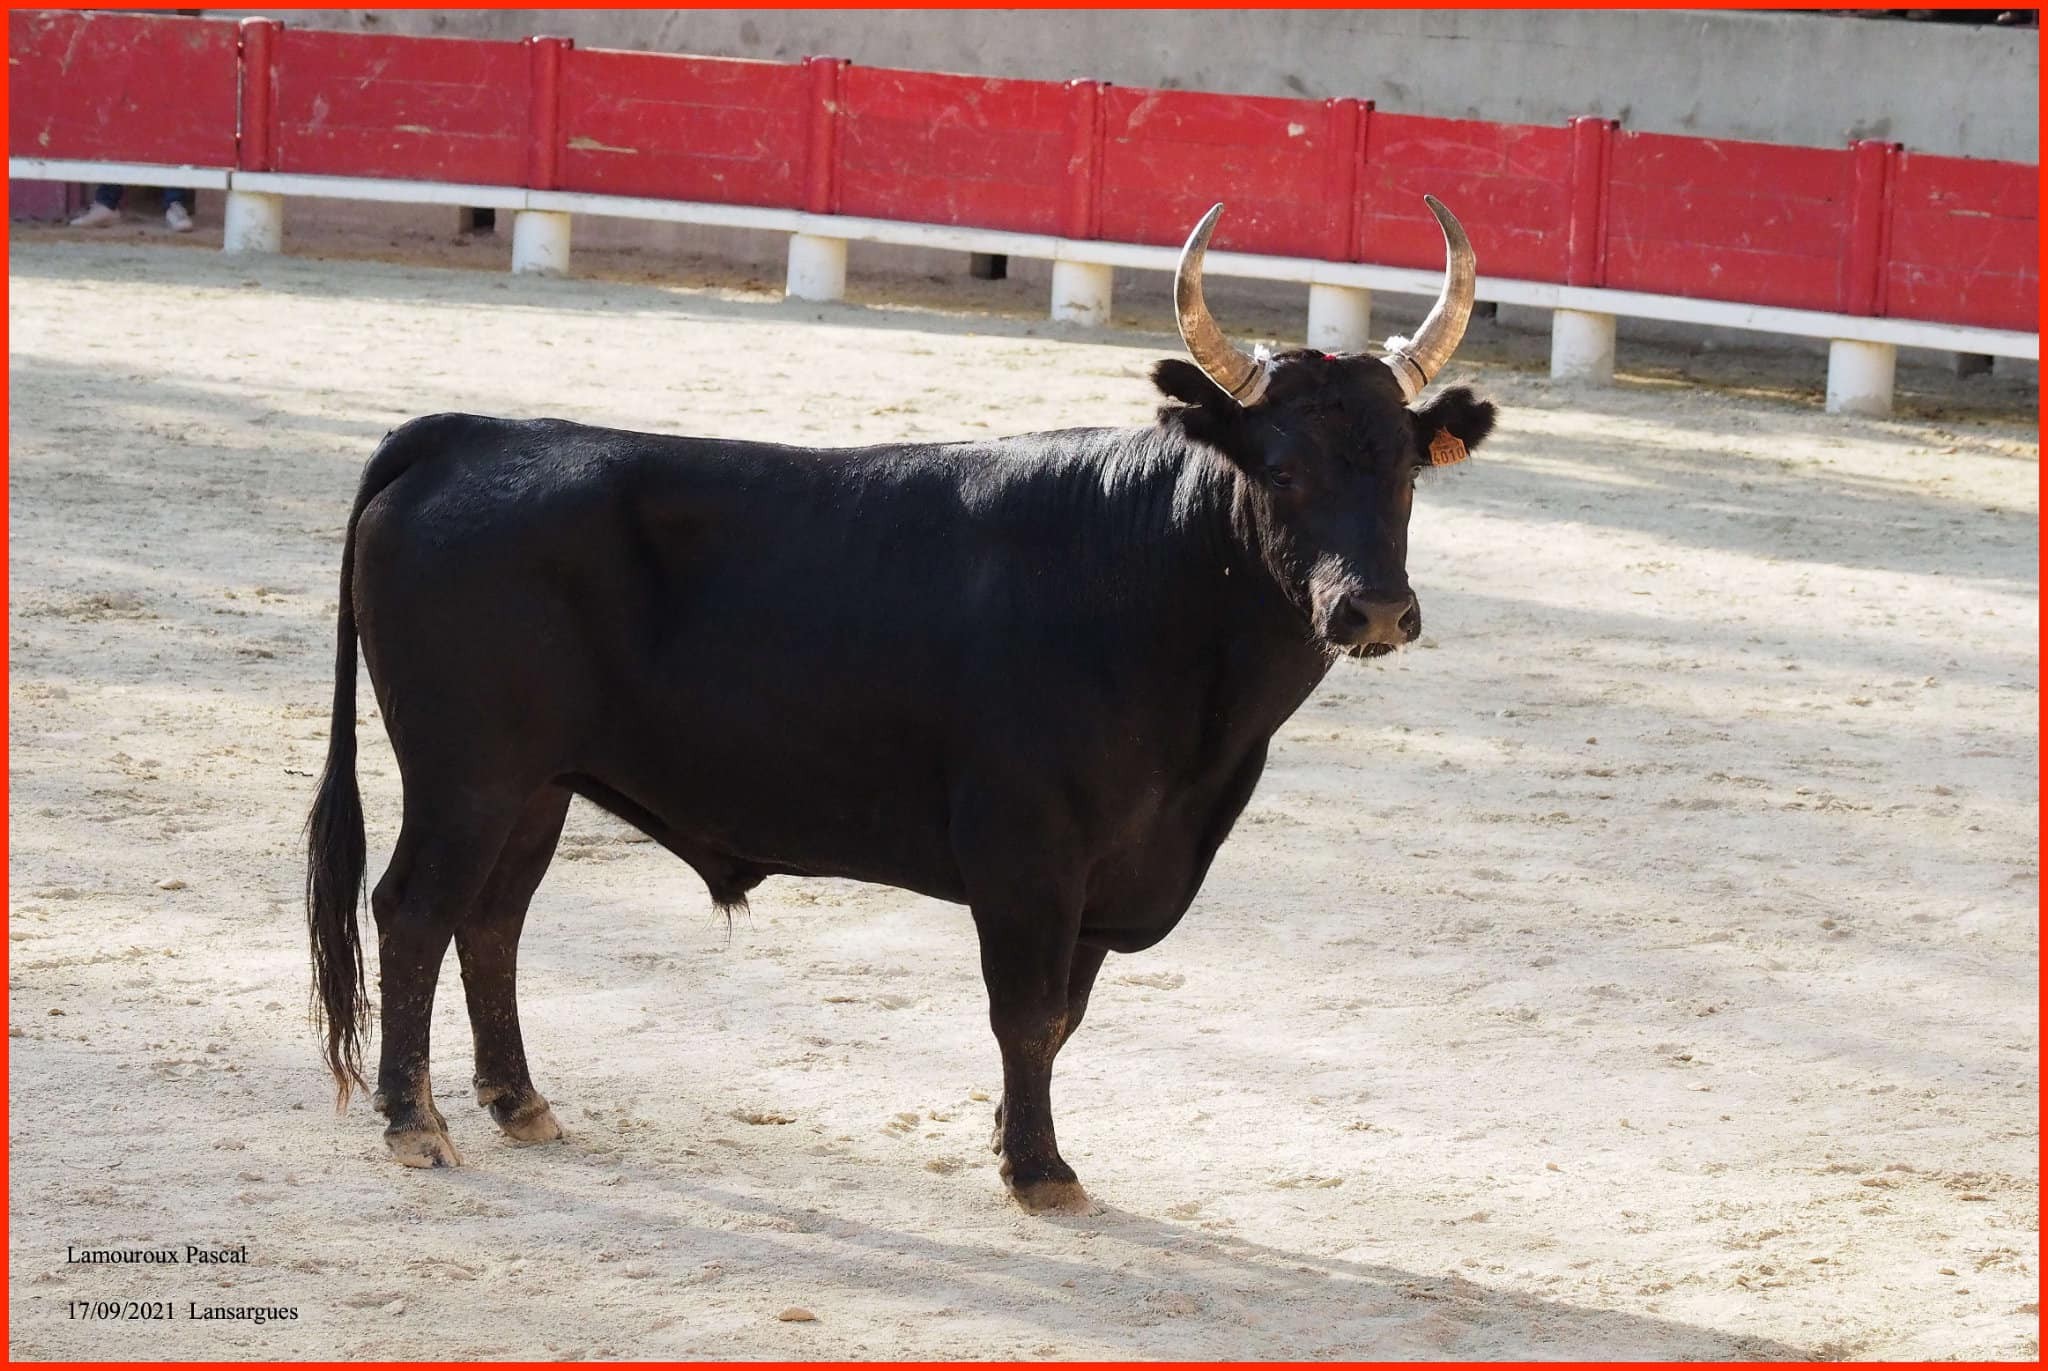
[1427,430,1469,467]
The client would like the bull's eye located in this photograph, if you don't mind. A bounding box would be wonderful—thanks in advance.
[1264,464,1293,489]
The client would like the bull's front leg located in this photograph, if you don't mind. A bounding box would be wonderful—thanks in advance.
[990,942,1106,1156]
[971,909,1097,1215]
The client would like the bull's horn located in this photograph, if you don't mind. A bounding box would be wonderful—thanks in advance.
[1381,195,1476,402]
[1174,204,1270,407]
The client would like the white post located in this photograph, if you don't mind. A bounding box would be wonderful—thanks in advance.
[786,233,848,301]
[511,209,571,275]
[1550,308,1617,382]
[221,190,284,254]
[1050,260,1113,326]
[1826,339,1897,416]
[1306,284,1372,352]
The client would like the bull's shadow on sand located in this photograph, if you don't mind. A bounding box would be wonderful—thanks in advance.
[409,1145,1813,1360]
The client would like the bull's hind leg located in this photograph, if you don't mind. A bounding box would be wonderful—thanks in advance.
[371,801,522,1168]
[457,786,571,1144]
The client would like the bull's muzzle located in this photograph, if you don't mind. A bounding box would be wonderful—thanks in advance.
[1331,593,1422,657]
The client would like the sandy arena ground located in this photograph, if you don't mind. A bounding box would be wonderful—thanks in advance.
[7,232,2039,1360]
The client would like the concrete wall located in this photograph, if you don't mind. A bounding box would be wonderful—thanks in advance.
[207,8,2039,162]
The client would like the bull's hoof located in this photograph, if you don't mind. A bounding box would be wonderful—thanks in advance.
[1008,1177,1094,1216]
[385,1123,463,1169]
[999,1148,1092,1215]
[490,1095,566,1144]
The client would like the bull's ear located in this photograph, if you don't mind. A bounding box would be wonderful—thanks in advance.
[1152,357,1246,457]
[1152,357,1239,411]
[1409,385,1496,469]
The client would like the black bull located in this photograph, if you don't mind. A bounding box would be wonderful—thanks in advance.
[306,207,1496,1213]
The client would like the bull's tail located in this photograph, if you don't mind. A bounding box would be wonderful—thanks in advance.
[306,494,370,1108]
[305,421,439,1109]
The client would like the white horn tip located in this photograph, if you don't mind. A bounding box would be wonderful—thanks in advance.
[1181,204,1227,258]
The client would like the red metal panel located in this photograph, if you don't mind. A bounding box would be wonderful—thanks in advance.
[1888,207,2036,266]
[1097,87,1335,256]
[1359,114,1574,283]
[554,48,808,207]
[270,30,529,185]
[1881,152,2037,331]
[834,66,1074,235]
[1891,151,2037,218]
[1602,132,1851,311]
[1885,269,2037,333]
[9,10,239,167]
[1614,241,1841,309]
[1610,184,1845,258]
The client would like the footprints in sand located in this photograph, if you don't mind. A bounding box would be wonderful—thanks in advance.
[869,1097,1009,1186]
[811,959,926,1011]
[556,826,657,863]
[881,1103,969,1140]
[731,1109,796,1126]
[824,992,916,1009]
[1114,970,1185,991]
[24,589,154,622]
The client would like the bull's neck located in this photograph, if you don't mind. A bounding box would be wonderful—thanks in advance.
[1147,440,1337,711]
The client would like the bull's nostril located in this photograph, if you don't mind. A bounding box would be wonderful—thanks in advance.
[1399,600,1422,640]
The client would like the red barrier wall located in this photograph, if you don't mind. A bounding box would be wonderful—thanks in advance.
[8,10,2037,337]
[1097,87,1337,258]
[1884,152,2038,332]
[834,66,1075,236]
[1359,114,1574,282]
[8,10,239,168]
[266,30,530,185]
[1603,133,1854,313]
[555,49,808,208]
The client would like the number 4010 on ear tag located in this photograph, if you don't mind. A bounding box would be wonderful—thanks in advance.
[1427,430,1470,466]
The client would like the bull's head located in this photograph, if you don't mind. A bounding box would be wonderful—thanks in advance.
[1153,199,1496,659]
